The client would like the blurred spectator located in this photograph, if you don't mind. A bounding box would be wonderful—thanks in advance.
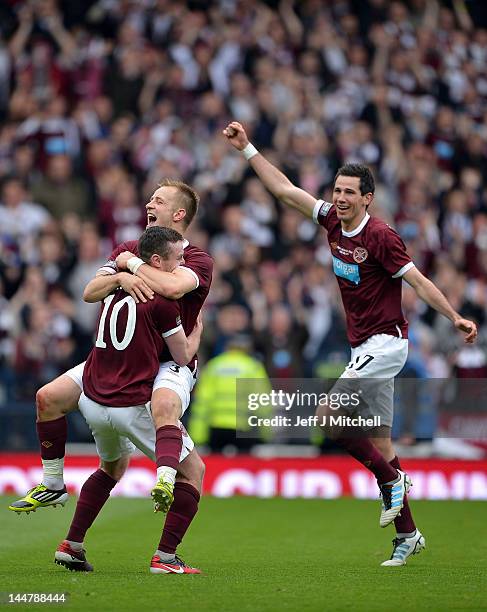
[189,334,271,452]
[256,303,308,378]
[98,178,145,244]
[67,222,106,336]
[0,176,51,263]
[31,154,91,219]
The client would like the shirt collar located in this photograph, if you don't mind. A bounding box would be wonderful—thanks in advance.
[341,213,370,238]
[183,239,189,249]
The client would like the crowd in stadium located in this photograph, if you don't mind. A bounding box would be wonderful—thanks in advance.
[0,0,486,442]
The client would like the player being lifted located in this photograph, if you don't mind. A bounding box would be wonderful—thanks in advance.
[223,121,477,567]
[55,227,203,574]
[9,179,213,520]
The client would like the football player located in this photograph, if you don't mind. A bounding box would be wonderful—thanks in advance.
[224,121,477,566]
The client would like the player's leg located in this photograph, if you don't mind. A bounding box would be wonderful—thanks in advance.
[316,397,401,493]
[54,455,128,573]
[111,403,203,573]
[371,434,426,566]
[111,397,182,509]
[151,446,204,575]
[55,395,132,572]
[149,362,193,512]
[316,336,410,527]
[36,374,82,488]
[8,367,83,513]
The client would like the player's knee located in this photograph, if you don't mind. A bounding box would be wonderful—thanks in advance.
[101,456,129,481]
[315,402,327,425]
[36,385,65,421]
[316,402,331,433]
[152,394,181,426]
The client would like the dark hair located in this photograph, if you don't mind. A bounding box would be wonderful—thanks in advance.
[157,178,199,228]
[138,226,183,262]
[1,175,25,193]
[333,164,375,195]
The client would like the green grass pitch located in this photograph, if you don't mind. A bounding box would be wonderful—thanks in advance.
[1,495,486,611]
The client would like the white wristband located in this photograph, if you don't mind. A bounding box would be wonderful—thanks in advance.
[127,256,144,275]
[242,142,258,160]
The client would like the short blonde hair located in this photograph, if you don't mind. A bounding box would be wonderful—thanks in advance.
[157,178,200,228]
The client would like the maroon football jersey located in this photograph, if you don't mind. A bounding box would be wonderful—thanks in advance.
[83,289,182,406]
[313,201,413,347]
[101,239,213,369]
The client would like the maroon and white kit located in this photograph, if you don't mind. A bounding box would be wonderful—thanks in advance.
[102,239,213,371]
[83,289,182,407]
[313,201,413,348]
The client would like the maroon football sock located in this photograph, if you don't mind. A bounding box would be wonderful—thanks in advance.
[336,436,398,484]
[66,469,117,543]
[390,456,416,533]
[158,482,200,554]
[155,425,182,470]
[36,416,67,460]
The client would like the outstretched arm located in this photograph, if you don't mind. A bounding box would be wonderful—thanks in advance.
[223,121,318,218]
[403,267,477,343]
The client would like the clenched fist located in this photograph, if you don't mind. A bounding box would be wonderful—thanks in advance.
[223,121,249,151]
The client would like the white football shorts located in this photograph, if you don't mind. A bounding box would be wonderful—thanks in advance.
[64,361,85,390]
[331,333,408,427]
[152,360,197,417]
[78,392,194,463]
[65,360,197,417]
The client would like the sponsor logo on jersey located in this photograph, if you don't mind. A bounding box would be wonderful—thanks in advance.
[337,245,354,256]
[332,256,360,285]
[353,247,368,263]
[328,241,354,257]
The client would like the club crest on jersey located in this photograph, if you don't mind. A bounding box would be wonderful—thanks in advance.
[353,247,368,263]
[331,242,338,250]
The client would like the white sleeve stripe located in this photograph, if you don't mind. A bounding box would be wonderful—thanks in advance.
[162,324,183,338]
[96,266,117,276]
[312,199,324,224]
[392,261,415,278]
[178,266,199,289]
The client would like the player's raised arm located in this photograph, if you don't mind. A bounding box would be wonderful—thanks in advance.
[115,251,198,300]
[164,313,203,366]
[223,121,318,218]
[403,266,477,343]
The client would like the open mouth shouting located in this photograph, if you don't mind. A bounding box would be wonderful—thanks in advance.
[147,212,157,226]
